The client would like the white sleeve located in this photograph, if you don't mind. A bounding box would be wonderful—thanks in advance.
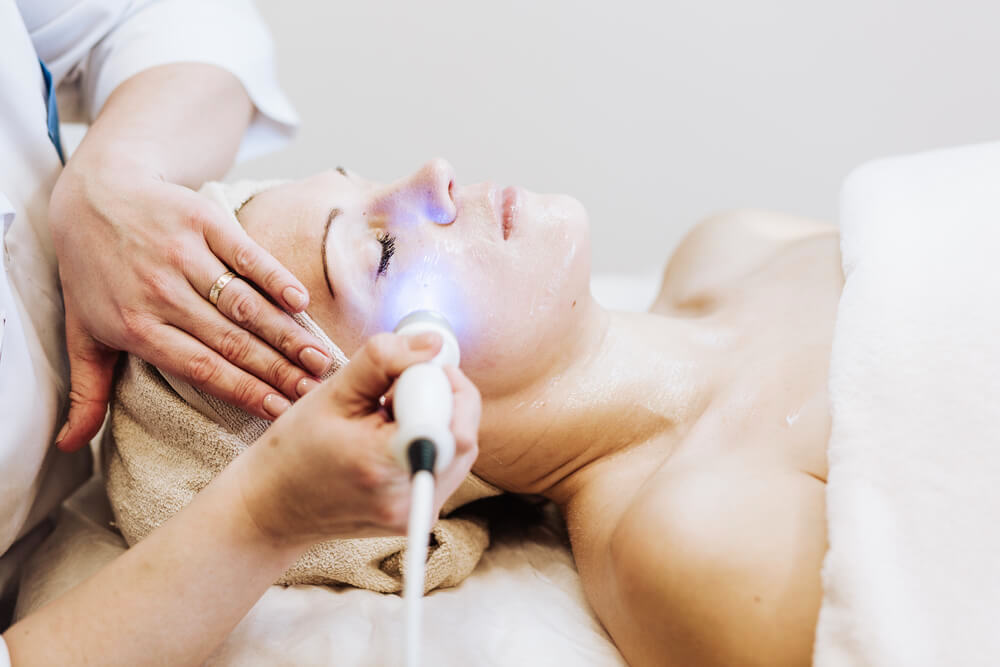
[0,633,9,667]
[30,0,298,162]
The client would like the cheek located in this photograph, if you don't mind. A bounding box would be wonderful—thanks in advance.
[458,199,592,392]
[372,238,477,336]
[364,199,590,395]
[505,195,590,319]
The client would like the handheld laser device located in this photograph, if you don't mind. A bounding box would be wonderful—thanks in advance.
[391,310,461,667]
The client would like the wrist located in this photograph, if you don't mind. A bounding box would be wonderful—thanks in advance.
[49,142,163,249]
[68,132,171,184]
[227,443,315,556]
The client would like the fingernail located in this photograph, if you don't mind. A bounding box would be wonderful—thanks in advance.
[296,377,320,397]
[408,331,441,350]
[54,422,69,446]
[283,287,308,312]
[263,393,291,418]
[300,347,331,376]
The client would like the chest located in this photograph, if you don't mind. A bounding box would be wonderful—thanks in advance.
[678,235,844,479]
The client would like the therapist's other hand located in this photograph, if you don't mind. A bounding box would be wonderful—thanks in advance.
[238,332,481,545]
[50,158,331,453]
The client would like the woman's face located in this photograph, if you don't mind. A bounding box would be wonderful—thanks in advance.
[238,158,594,398]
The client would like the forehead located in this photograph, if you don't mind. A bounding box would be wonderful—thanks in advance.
[244,172,335,217]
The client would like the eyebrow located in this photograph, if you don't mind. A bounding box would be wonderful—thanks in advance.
[321,208,340,299]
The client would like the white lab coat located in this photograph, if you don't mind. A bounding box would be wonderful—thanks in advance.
[0,0,298,613]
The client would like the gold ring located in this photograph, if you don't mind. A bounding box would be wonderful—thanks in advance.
[208,271,237,306]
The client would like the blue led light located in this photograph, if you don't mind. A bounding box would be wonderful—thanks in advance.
[379,259,468,340]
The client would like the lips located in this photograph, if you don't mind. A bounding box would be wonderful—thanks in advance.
[501,186,520,240]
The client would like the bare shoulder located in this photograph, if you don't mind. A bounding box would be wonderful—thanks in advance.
[654,209,838,314]
[574,457,827,667]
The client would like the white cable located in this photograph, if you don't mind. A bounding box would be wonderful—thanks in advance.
[404,470,435,667]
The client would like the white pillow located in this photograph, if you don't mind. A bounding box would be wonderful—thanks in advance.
[589,268,663,312]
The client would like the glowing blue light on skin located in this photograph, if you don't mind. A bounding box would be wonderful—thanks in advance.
[379,256,469,342]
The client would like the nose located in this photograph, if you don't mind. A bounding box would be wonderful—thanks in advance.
[375,158,457,226]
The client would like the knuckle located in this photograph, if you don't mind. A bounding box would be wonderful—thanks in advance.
[354,460,383,492]
[231,376,262,409]
[162,241,189,272]
[227,290,260,327]
[143,272,176,306]
[374,499,407,532]
[218,328,253,362]
[119,309,154,344]
[183,202,218,232]
[184,351,221,386]
[266,357,298,392]
[364,333,397,369]
[230,244,258,276]
[257,266,283,292]
[67,387,99,409]
[270,322,299,357]
[456,433,478,457]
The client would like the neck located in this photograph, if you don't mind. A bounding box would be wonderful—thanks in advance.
[473,301,718,505]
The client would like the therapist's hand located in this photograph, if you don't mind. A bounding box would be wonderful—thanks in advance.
[47,64,330,453]
[50,164,330,451]
[238,332,481,545]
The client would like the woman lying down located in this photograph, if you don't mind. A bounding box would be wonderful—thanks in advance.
[104,158,840,666]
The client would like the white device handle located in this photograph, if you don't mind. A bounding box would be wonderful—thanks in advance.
[391,364,455,473]
[392,311,461,474]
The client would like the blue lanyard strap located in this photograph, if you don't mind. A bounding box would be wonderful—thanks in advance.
[39,59,65,165]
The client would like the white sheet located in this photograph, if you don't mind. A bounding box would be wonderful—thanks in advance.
[16,480,626,666]
[590,268,664,312]
[208,505,625,666]
[814,142,1000,666]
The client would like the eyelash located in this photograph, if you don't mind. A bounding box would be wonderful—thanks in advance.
[376,230,396,276]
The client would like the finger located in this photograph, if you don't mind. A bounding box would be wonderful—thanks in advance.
[202,214,310,313]
[141,323,292,421]
[329,332,442,416]
[191,259,332,377]
[168,292,317,401]
[443,365,482,458]
[57,310,120,452]
[431,369,480,511]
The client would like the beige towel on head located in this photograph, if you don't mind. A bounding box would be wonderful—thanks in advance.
[101,179,501,593]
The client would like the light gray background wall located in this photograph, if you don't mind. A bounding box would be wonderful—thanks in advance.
[232,0,999,273]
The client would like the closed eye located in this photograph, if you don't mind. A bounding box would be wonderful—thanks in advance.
[376,230,396,277]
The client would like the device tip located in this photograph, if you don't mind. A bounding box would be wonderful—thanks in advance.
[393,310,455,336]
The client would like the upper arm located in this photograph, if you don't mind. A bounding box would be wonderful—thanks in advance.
[654,209,836,314]
[24,1,130,86]
[601,464,827,667]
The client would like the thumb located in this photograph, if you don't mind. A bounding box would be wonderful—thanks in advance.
[56,309,119,452]
[329,332,441,417]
